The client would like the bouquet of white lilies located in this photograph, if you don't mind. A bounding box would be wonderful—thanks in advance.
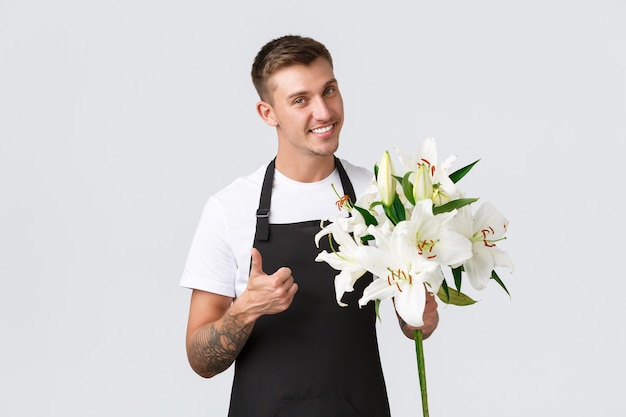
[315,137,514,417]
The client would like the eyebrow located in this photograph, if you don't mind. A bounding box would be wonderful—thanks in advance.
[286,78,338,100]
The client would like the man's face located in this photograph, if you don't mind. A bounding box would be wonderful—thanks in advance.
[262,57,344,159]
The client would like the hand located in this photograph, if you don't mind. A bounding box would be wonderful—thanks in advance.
[418,290,439,339]
[397,287,439,340]
[232,248,298,323]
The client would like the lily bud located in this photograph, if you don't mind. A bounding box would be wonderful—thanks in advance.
[413,162,433,202]
[377,151,396,207]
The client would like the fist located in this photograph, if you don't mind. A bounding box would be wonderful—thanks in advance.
[397,287,439,340]
[242,248,299,318]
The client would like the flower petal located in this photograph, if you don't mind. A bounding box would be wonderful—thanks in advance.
[358,276,399,307]
[394,281,427,327]
[492,249,515,272]
[474,202,509,238]
[377,151,396,207]
[464,245,495,290]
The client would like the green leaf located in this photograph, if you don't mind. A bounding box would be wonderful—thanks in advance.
[391,193,406,222]
[375,299,382,321]
[491,270,511,298]
[449,159,480,184]
[382,193,406,225]
[382,205,396,224]
[401,171,415,206]
[440,279,451,301]
[432,198,479,214]
[436,285,477,306]
[452,266,463,293]
[360,234,375,244]
[353,205,378,227]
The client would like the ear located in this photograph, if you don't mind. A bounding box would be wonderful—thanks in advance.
[256,100,278,127]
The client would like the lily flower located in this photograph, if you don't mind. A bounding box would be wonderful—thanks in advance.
[352,178,387,235]
[413,160,434,202]
[315,218,368,306]
[396,138,460,206]
[354,222,442,327]
[394,199,472,286]
[315,138,514,417]
[377,151,396,207]
[455,202,514,290]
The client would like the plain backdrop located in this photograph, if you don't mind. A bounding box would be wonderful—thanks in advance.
[1,0,625,416]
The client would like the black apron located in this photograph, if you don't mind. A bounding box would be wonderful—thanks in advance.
[227,158,391,417]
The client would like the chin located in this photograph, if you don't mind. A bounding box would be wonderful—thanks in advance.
[314,143,339,157]
[323,136,341,154]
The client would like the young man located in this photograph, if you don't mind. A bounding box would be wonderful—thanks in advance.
[181,35,438,417]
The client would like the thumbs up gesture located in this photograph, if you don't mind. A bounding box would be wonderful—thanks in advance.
[236,248,298,321]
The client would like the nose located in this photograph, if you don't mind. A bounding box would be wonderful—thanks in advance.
[311,96,331,121]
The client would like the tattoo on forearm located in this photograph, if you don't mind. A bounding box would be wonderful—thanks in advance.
[190,311,253,376]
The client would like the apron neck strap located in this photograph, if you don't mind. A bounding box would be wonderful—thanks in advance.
[335,156,356,203]
[255,158,276,241]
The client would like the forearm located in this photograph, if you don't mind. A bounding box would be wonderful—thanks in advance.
[185,252,297,377]
[187,309,254,378]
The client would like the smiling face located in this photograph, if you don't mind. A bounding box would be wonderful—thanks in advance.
[257,57,344,174]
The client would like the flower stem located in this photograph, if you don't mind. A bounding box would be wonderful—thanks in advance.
[414,329,429,417]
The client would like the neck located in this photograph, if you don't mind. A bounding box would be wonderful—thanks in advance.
[274,154,336,183]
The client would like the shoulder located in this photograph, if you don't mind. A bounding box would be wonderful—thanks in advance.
[181,164,267,295]
[208,163,267,207]
[196,163,267,235]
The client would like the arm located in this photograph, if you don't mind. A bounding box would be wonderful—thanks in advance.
[185,248,298,378]
[185,290,248,378]
[396,290,439,340]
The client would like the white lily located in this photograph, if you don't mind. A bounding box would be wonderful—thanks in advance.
[354,222,442,327]
[315,218,368,306]
[456,202,514,290]
[315,139,514,417]
[377,150,396,207]
[396,138,460,206]
[413,161,434,202]
[351,178,388,239]
[398,199,473,275]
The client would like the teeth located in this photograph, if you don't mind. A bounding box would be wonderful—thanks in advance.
[311,125,333,134]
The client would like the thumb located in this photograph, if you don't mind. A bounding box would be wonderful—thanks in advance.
[249,247,265,277]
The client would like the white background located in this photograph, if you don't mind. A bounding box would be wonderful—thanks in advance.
[1,0,624,416]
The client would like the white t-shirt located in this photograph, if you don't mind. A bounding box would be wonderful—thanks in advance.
[180,158,374,298]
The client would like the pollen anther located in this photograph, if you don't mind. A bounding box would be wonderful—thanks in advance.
[336,195,351,210]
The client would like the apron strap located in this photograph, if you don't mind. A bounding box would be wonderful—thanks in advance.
[255,156,355,241]
[334,156,356,203]
[255,158,276,241]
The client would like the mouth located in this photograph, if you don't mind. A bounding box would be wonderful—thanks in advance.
[310,123,335,135]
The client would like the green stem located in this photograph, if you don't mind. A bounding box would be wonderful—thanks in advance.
[414,329,429,417]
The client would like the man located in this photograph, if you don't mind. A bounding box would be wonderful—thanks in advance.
[181,35,438,417]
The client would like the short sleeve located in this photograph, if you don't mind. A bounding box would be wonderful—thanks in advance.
[180,196,237,297]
